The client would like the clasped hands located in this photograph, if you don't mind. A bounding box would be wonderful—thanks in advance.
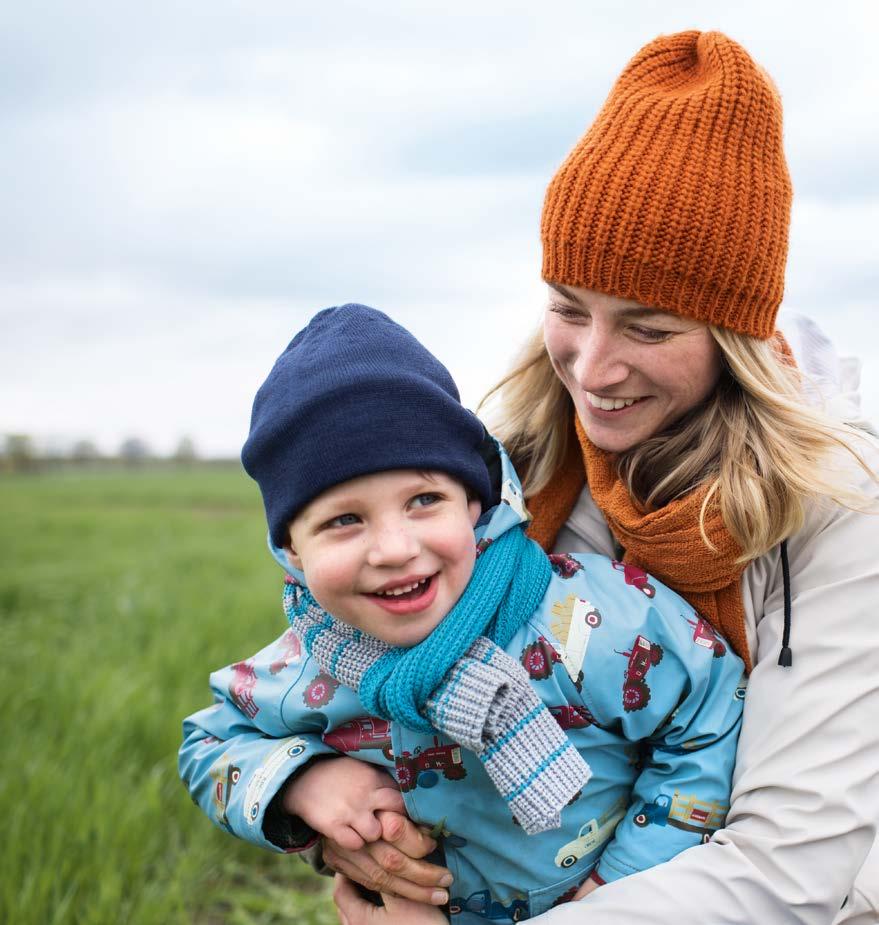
[283,756,599,924]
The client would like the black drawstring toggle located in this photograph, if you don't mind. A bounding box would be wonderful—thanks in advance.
[778,539,793,668]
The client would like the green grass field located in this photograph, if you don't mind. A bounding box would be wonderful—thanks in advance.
[0,466,336,924]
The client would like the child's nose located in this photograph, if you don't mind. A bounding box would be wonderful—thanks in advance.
[366,525,420,568]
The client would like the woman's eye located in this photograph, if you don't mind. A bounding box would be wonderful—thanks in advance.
[325,513,360,529]
[411,493,441,509]
[630,326,671,342]
[548,300,585,321]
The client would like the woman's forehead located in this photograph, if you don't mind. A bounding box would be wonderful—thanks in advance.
[546,282,686,323]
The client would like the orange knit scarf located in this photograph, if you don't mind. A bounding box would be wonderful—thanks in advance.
[527,415,753,671]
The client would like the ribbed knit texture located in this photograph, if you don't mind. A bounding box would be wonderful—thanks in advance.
[285,527,592,833]
[527,414,753,672]
[541,30,792,338]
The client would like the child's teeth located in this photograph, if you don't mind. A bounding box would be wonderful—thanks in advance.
[378,578,427,596]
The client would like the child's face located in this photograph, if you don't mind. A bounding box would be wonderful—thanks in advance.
[287,469,482,647]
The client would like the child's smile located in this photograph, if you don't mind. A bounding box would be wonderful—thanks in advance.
[367,573,439,614]
[287,469,482,647]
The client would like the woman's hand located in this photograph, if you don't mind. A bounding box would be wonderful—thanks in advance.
[282,757,406,850]
[334,873,448,925]
[283,756,453,904]
[324,809,453,905]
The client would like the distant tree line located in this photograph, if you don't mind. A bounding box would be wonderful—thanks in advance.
[0,434,217,473]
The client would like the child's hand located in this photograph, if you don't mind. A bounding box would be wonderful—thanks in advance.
[334,873,448,925]
[282,757,405,850]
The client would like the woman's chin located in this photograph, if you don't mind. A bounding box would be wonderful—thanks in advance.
[580,419,648,454]
[577,400,670,454]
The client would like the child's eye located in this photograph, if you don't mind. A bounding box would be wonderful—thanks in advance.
[410,493,441,509]
[325,513,361,529]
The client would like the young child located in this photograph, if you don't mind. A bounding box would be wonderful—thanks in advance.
[179,304,745,923]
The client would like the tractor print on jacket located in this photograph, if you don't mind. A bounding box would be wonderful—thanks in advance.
[303,672,340,708]
[682,613,727,658]
[612,560,656,598]
[549,704,596,730]
[633,789,728,842]
[617,635,663,712]
[394,737,466,792]
[229,661,259,719]
[548,553,584,579]
[269,628,302,674]
[520,635,562,681]
[322,716,393,759]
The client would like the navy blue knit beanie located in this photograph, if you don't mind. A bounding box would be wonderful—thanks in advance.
[242,304,493,547]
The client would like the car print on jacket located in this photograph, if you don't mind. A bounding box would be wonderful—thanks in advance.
[394,737,466,792]
[500,477,530,522]
[322,716,393,759]
[550,594,602,686]
[617,635,663,712]
[209,755,241,830]
[229,661,259,719]
[612,560,656,598]
[632,789,727,841]
[682,613,727,658]
[448,888,528,922]
[554,797,628,868]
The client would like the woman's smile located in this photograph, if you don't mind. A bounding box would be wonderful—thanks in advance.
[544,285,723,453]
[583,392,649,413]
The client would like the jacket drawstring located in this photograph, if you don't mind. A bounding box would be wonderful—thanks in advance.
[778,539,793,667]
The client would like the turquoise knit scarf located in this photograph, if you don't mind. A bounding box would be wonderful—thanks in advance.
[286,526,593,833]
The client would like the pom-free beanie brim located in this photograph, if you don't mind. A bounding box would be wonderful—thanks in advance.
[242,305,493,546]
[541,30,792,338]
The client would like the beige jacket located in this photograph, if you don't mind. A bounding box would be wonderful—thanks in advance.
[542,453,879,924]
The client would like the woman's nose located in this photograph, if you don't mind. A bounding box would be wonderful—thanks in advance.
[366,524,420,568]
[571,326,630,390]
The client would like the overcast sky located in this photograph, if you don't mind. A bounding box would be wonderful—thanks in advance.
[2,1,877,457]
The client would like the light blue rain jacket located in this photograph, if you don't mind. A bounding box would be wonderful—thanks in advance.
[180,443,745,923]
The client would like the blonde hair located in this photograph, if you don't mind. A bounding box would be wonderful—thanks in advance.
[481,323,877,563]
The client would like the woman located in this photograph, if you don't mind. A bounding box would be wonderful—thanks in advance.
[303,31,879,924]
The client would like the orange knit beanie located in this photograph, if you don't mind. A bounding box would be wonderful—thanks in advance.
[541,31,792,339]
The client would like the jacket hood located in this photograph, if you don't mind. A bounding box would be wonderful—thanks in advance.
[266,436,530,583]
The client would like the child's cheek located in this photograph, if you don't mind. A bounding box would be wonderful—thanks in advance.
[304,560,349,615]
